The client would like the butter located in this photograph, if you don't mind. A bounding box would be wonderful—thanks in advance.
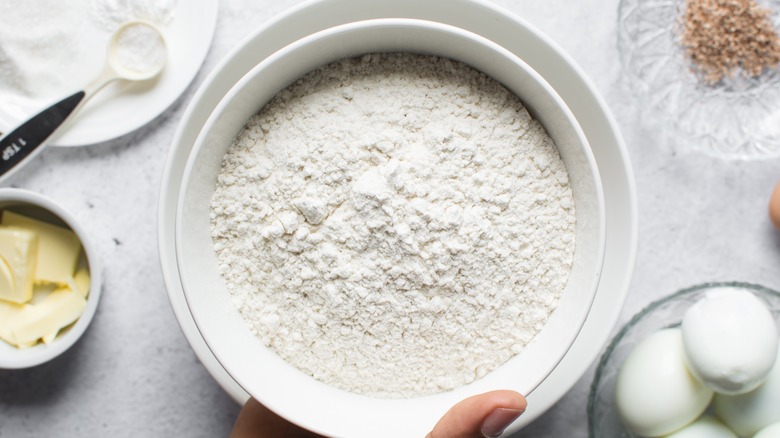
[30,283,57,304]
[0,299,24,345]
[1,211,81,285]
[0,287,80,349]
[0,257,14,298]
[0,211,89,349]
[0,226,38,303]
[41,329,58,345]
[68,268,91,298]
[10,286,86,346]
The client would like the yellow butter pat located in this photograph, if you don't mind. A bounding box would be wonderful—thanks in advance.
[0,299,24,345]
[68,268,91,298]
[10,287,86,346]
[0,257,14,299]
[30,283,57,304]
[41,329,58,345]
[1,211,81,285]
[0,226,38,303]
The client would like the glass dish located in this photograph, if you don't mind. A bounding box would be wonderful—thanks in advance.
[587,282,780,437]
[617,0,780,159]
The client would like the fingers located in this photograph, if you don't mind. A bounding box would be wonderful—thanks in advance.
[426,390,527,438]
[231,391,526,438]
[229,398,321,438]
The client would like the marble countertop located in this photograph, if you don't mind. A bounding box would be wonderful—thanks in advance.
[2,0,779,436]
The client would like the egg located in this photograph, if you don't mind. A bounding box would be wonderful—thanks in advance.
[769,181,780,230]
[662,416,736,438]
[714,341,780,437]
[615,328,713,437]
[681,288,778,395]
[755,423,780,438]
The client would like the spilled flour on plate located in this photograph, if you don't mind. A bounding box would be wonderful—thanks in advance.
[210,53,575,397]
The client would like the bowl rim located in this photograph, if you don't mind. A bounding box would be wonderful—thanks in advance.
[586,281,780,437]
[0,188,102,369]
[176,17,606,437]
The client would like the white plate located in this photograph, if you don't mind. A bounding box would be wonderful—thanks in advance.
[158,0,638,432]
[0,1,218,147]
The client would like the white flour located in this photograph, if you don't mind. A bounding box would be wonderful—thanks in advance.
[114,23,166,76]
[90,0,177,31]
[211,53,576,397]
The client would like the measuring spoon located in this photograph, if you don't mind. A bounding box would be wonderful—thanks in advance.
[0,20,167,183]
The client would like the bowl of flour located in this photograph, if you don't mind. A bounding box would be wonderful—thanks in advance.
[175,18,605,437]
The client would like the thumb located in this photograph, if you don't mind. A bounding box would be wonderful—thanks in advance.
[426,390,527,438]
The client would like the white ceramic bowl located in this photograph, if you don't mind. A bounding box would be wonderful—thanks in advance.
[158,0,638,430]
[0,188,102,369]
[176,19,605,437]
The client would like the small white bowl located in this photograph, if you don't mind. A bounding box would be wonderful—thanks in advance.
[176,19,605,437]
[0,188,102,369]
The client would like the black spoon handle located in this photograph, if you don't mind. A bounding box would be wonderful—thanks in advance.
[0,91,86,180]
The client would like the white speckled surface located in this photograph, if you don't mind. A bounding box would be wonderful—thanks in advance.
[1,0,780,437]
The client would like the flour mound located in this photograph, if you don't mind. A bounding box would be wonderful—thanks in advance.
[210,53,575,397]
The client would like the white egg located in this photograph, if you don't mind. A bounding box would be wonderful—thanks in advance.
[662,416,736,438]
[682,288,778,395]
[715,341,780,437]
[615,328,713,437]
[755,423,780,438]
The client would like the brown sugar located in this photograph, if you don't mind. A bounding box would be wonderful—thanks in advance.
[681,0,780,84]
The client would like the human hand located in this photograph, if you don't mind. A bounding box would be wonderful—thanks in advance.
[229,390,526,438]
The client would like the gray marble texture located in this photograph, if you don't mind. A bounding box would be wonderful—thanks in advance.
[1,0,779,436]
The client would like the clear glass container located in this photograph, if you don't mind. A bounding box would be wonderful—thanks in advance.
[617,0,780,159]
[587,282,780,437]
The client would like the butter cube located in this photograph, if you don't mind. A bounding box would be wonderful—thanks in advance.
[0,226,38,303]
[0,299,24,345]
[1,211,81,285]
[41,329,58,345]
[39,284,61,345]
[68,268,91,298]
[10,286,86,346]
[30,283,57,304]
[0,257,14,299]
[16,339,38,349]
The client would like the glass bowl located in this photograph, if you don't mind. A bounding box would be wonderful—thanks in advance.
[587,282,780,437]
[617,0,780,159]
